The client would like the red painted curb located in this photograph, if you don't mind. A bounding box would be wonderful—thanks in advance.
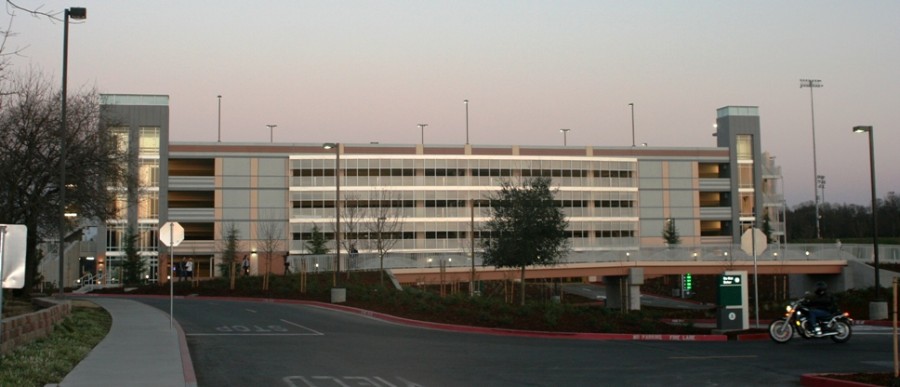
[76,293,732,341]
[172,318,198,387]
[801,373,881,387]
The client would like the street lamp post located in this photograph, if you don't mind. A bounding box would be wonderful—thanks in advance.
[267,124,277,143]
[418,123,428,145]
[59,7,86,295]
[853,126,883,306]
[217,95,222,142]
[464,99,469,145]
[559,128,570,146]
[323,143,341,287]
[628,103,635,147]
[801,79,823,239]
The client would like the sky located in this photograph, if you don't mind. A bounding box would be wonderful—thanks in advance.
[4,1,899,207]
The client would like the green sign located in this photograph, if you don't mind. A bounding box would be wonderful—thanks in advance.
[720,275,741,286]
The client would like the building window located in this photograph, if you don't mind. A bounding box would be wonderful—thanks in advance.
[139,159,159,187]
[139,127,160,154]
[139,192,159,219]
[739,163,754,189]
[736,134,752,160]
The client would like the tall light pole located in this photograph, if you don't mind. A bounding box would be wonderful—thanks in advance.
[464,99,469,145]
[217,95,222,142]
[801,79,823,239]
[853,126,881,300]
[628,103,635,147]
[559,128,570,146]
[267,124,277,143]
[323,143,341,287]
[418,123,428,145]
[59,7,87,295]
[817,175,826,203]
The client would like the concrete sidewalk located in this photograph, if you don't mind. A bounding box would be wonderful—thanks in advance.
[49,297,196,387]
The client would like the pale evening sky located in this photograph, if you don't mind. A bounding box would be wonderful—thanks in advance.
[4,1,899,207]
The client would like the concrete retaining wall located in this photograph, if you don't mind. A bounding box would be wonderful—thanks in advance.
[1,298,71,355]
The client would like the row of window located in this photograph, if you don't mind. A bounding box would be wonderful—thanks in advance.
[291,199,636,209]
[292,230,636,241]
[292,168,635,178]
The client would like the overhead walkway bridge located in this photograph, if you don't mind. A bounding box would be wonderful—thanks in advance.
[291,243,900,306]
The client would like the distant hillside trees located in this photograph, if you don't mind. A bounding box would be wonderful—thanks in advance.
[786,191,900,242]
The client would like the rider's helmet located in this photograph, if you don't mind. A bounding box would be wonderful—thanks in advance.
[815,281,828,296]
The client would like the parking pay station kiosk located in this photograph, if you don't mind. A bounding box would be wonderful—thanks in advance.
[717,270,749,330]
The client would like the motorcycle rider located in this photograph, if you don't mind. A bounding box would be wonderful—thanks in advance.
[806,281,837,336]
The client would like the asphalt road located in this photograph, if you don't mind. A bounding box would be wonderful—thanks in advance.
[136,297,894,387]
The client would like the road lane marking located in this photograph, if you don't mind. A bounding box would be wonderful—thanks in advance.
[283,375,424,387]
[187,323,324,336]
[246,309,257,313]
[669,355,758,360]
[281,319,325,335]
[187,333,320,336]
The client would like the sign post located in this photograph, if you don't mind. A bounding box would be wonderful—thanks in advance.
[0,224,27,351]
[159,221,184,329]
[741,227,768,328]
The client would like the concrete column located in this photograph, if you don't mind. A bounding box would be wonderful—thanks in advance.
[628,267,644,311]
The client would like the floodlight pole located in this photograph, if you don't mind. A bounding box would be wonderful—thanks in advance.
[418,123,428,145]
[464,99,470,145]
[801,79,823,239]
[217,95,222,142]
[629,103,635,147]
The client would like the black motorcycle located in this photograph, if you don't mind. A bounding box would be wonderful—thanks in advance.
[768,298,852,344]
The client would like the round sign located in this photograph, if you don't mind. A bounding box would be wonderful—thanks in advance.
[728,312,737,321]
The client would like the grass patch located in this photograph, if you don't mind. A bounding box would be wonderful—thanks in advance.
[0,305,111,387]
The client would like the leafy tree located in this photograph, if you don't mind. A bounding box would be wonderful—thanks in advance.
[218,223,241,290]
[0,70,127,293]
[306,224,329,255]
[481,177,569,305]
[662,218,680,246]
[120,226,145,286]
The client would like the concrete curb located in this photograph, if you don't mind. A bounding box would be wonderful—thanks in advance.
[800,373,882,386]
[91,293,735,342]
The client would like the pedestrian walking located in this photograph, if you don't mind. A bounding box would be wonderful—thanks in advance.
[186,257,194,281]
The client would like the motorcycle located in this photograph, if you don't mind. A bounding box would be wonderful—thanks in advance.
[768,298,853,344]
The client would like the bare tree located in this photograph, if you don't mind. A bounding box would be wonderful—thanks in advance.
[336,193,365,273]
[365,190,404,286]
[257,219,284,291]
[0,70,127,293]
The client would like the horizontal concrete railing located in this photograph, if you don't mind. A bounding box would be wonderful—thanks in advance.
[288,243,897,272]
